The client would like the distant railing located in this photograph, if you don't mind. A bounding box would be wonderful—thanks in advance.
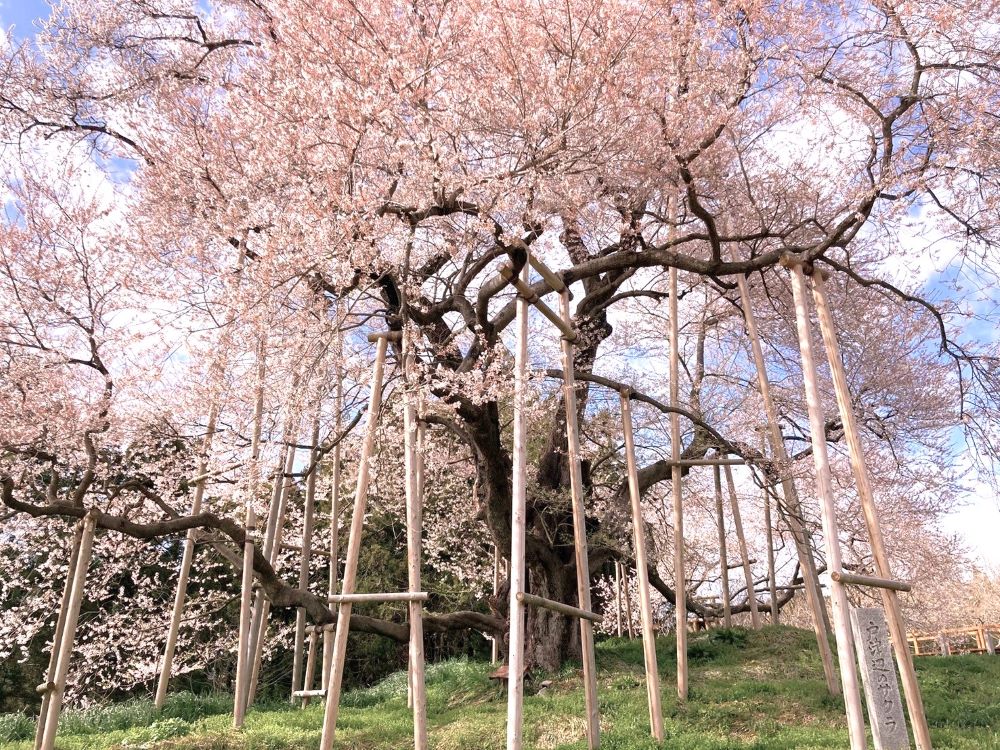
[907,625,1000,656]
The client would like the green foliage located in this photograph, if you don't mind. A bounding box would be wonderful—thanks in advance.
[2,627,1000,749]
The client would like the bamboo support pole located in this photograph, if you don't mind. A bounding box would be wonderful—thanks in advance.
[734,264,839,693]
[668,263,688,701]
[156,402,221,709]
[723,465,761,629]
[292,408,322,704]
[831,571,911,593]
[319,334,389,750]
[39,511,98,750]
[620,390,665,742]
[787,262,867,750]
[34,523,84,750]
[526,253,568,292]
[327,592,429,603]
[558,288,600,749]
[505,265,530,750]
[402,331,429,750]
[615,562,624,638]
[811,270,933,750]
[712,467,732,628]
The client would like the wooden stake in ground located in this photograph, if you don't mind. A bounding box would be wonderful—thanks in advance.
[505,265,530,750]
[787,260,867,750]
[762,480,780,624]
[622,563,635,639]
[723,465,761,629]
[291,406,322,703]
[319,334,389,750]
[323,360,344,691]
[156,402,221,709]
[402,329,429,750]
[39,510,98,750]
[620,390,665,742]
[668,263,688,700]
[811,270,933,750]
[734,262,839,693]
[558,288,600,750]
[492,546,502,662]
[34,523,83,750]
[712,466,732,628]
[615,562,624,637]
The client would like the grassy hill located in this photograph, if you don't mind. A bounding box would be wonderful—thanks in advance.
[2,626,999,749]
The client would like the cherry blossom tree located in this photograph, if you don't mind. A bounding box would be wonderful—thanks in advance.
[2,0,999,694]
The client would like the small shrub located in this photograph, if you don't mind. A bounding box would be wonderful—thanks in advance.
[0,712,34,742]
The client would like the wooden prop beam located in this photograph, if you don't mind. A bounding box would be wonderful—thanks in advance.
[831,571,912,593]
[301,611,320,706]
[712,467,732,628]
[492,546,502,662]
[156,402,221,708]
[324,359,344,692]
[621,390,665,742]
[234,342,266,728]
[39,511,98,750]
[812,270,933,749]
[292,409,322,703]
[527,254,568,292]
[734,262,839,693]
[615,562,624,637]
[505,265,531,750]
[667,458,744,467]
[499,264,577,341]
[402,332,429,749]
[668,262,688,701]
[723,464,761,629]
[33,523,83,750]
[762,463,780,623]
[623,564,635,639]
[326,592,431,604]
[788,261,867,750]
[320,334,389,750]
[516,593,601,623]
[558,288,601,749]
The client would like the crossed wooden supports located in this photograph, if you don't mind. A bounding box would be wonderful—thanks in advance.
[36,253,932,750]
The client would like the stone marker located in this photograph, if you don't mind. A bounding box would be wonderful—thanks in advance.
[850,607,910,750]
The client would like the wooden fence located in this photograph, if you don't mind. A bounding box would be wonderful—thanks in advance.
[908,625,1000,656]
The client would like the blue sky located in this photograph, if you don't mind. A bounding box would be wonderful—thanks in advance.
[1,0,50,38]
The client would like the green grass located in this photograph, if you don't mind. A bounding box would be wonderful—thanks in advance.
[3,626,1000,749]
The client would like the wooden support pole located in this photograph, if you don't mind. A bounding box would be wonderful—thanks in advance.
[734,263,839,694]
[292,408,322,704]
[505,265,530,750]
[319,334,389,750]
[787,261,867,750]
[667,458,745,467]
[324,358,344,692]
[39,511,97,750]
[301,629,319,707]
[246,429,300,706]
[516,593,601,623]
[811,270,933,750]
[33,523,84,750]
[492,546,502,662]
[762,474,780,623]
[831,571,912,593]
[620,390,665,742]
[499,264,577,341]
[723,465,761,629]
[615,562,624,638]
[526,254,567,292]
[156,402,221,709]
[668,263,688,701]
[712,466,732,628]
[402,331,429,750]
[235,341,266,728]
[558,288,600,749]
[623,564,635,639]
